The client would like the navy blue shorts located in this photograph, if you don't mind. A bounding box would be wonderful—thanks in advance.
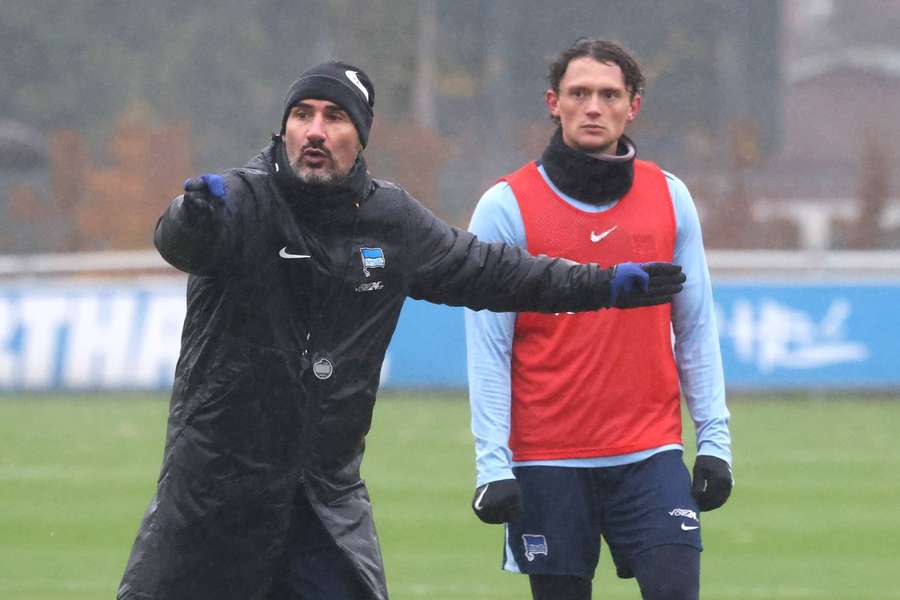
[504,450,702,579]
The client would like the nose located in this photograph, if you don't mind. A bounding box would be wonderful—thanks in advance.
[585,94,603,117]
[306,113,327,142]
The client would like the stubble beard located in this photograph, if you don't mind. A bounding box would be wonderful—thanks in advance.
[288,150,342,185]
[290,149,356,187]
[293,162,340,185]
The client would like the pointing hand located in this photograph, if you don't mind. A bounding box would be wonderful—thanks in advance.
[182,174,227,223]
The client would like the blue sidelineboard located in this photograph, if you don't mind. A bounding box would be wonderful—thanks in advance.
[384,284,900,389]
[0,283,186,391]
[382,299,467,388]
[713,283,898,389]
[0,281,898,391]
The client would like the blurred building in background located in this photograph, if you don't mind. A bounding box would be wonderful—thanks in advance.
[741,0,900,250]
[0,0,896,253]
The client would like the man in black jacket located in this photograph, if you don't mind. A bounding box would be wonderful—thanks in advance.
[117,60,685,600]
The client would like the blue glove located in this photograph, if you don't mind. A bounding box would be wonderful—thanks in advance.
[198,174,227,199]
[609,262,685,308]
[610,262,649,302]
[182,174,227,223]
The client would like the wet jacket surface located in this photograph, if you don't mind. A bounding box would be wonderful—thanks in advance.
[117,141,617,600]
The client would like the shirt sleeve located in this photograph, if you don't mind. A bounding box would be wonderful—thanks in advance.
[667,172,733,466]
[464,182,524,485]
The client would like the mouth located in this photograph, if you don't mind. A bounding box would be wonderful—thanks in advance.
[582,124,606,133]
[301,147,330,167]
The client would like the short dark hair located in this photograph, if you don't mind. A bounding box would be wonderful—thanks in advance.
[547,38,645,98]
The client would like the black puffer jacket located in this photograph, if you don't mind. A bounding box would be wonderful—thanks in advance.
[118,140,618,600]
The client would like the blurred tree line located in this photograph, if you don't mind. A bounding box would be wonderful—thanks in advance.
[2,0,840,254]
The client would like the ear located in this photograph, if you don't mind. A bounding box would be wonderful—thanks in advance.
[626,93,642,122]
[545,88,560,119]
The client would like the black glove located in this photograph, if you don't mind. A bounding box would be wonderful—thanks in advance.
[472,478,524,524]
[182,174,227,224]
[691,455,733,511]
[609,262,686,308]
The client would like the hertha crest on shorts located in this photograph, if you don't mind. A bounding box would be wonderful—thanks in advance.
[522,534,548,561]
[360,247,385,277]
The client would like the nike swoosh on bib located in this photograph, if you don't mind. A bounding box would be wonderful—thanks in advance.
[590,225,618,243]
[279,247,311,259]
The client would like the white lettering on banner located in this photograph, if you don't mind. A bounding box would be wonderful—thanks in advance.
[20,296,70,387]
[0,298,15,384]
[718,297,869,373]
[134,295,185,387]
[63,295,137,388]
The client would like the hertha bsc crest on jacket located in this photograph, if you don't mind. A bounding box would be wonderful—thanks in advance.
[360,247,385,277]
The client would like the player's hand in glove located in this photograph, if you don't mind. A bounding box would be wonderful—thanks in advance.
[691,455,733,511]
[182,174,228,224]
[609,262,686,308]
[472,479,524,524]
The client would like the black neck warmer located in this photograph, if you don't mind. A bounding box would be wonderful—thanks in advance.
[540,127,636,205]
[271,139,372,219]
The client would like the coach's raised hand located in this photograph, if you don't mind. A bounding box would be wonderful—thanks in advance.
[608,262,685,308]
[182,174,228,224]
[155,174,232,274]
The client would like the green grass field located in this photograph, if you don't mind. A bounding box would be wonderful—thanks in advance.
[1,392,899,599]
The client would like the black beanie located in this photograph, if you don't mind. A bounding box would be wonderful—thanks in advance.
[280,61,375,147]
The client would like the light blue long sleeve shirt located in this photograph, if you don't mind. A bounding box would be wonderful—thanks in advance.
[465,164,731,486]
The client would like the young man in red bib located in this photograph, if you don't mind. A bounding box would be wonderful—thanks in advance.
[466,39,733,600]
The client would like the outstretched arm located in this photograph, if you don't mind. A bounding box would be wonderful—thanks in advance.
[406,197,682,313]
[154,174,244,276]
